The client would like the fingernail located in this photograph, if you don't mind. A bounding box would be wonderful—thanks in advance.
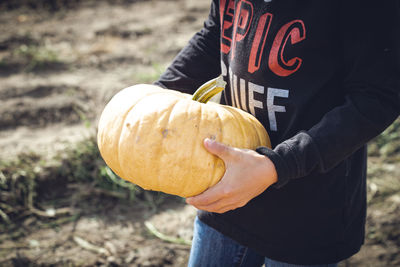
[204,138,214,145]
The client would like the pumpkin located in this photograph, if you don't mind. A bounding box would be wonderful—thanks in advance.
[97,76,271,197]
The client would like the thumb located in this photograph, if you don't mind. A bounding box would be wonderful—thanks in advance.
[203,138,234,161]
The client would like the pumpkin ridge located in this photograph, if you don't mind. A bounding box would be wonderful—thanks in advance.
[223,106,248,148]
[192,101,217,196]
[243,113,262,149]
[116,89,165,182]
[206,104,224,190]
[179,100,197,197]
[238,111,270,148]
[119,90,177,189]
[179,99,199,197]
[117,92,155,187]
[119,113,141,183]
[158,97,185,195]
[252,118,263,148]
[250,115,271,148]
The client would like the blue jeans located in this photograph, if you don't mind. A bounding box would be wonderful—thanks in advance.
[188,217,338,267]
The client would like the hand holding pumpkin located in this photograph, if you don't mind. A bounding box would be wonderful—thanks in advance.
[186,138,278,213]
[97,77,273,198]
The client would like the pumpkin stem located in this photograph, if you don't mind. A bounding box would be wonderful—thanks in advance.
[192,75,226,103]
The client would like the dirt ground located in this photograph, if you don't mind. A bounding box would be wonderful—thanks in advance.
[0,0,399,266]
[0,0,208,159]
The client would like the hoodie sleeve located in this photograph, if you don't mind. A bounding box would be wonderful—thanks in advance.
[154,0,221,94]
[257,0,400,188]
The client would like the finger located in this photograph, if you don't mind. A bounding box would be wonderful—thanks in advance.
[203,138,235,161]
[186,180,227,206]
[195,196,247,213]
[192,201,240,214]
[213,205,239,214]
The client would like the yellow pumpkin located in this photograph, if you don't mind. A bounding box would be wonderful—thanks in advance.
[97,77,271,197]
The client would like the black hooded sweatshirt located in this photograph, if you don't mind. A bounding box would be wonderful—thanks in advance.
[155,0,400,264]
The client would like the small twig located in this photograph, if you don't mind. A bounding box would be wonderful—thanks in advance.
[143,191,158,213]
[0,170,7,184]
[367,182,379,204]
[73,236,110,256]
[0,202,17,213]
[40,213,81,229]
[0,208,11,224]
[144,221,192,246]
[29,206,72,218]
[0,243,30,250]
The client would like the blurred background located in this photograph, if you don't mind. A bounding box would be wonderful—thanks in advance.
[0,0,399,266]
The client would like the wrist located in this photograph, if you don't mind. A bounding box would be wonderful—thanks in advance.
[255,152,278,187]
[263,155,278,186]
[256,146,289,188]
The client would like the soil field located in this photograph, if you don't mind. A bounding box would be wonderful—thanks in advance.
[0,0,399,266]
[0,0,208,159]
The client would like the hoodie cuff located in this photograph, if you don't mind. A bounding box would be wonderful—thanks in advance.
[256,131,320,189]
[255,146,292,188]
